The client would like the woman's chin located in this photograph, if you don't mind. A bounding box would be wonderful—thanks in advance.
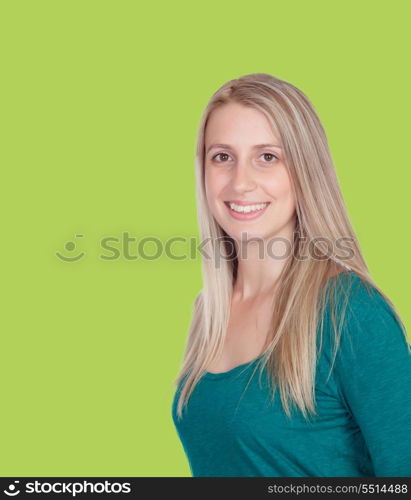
[227,228,270,243]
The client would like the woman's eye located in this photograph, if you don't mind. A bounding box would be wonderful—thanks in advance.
[260,153,278,163]
[212,153,230,162]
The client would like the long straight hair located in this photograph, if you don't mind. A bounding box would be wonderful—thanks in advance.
[173,73,409,421]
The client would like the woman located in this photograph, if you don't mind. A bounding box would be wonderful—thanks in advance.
[171,73,411,477]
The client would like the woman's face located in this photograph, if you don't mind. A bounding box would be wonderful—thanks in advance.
[204,102,297,243]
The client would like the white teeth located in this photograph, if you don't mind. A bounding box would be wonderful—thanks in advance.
[228,202,269,213]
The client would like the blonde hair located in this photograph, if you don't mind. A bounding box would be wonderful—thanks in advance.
[173,73,409,421]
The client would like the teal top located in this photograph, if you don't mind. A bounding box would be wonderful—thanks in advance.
[171,272,411,477]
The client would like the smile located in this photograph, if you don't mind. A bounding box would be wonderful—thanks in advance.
[224,201,271,220]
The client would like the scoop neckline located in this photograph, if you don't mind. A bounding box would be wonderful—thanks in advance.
[201,272,359,381]
[203,353,265,380]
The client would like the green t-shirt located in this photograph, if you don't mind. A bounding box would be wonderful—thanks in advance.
[171,272,411,477]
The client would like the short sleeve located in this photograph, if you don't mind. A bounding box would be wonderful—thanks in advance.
[333,279,411,477]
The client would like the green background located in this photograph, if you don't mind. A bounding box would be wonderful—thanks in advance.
[1,0,409,476]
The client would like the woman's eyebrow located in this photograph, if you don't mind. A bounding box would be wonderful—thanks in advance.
[206,143,282,154]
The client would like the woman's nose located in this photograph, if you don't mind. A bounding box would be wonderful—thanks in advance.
[231,163,257,191]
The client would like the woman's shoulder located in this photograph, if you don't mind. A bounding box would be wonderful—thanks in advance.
[323,271,410,356]
[325,271,391,318]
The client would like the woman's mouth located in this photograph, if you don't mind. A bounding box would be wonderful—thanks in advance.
[224,201,271,220]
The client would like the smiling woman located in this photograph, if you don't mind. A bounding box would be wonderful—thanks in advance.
[204,102,296,245]
[171,73,411,477]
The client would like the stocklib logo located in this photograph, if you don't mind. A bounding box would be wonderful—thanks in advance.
[3,480,20,496]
